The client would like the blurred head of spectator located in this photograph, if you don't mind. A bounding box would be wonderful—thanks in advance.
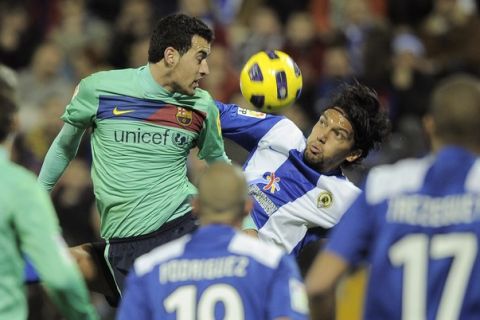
[0,2,29,51]
[180,0,212,18]
[108,0,154,68]
[420,0,480,75]
[234,6,284,69]
[314,45,354,117]
[389,30,435,134]
[14,93,68,172]
[30,41,65,82]
[128,36,151,68]
[283,11,324,84]
[70,46,111,82]
[323,45,353,79]
[200,45,239,102]
[0,2,42,69]
[50,0,111,59]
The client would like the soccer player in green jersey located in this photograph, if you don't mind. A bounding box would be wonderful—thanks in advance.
[38,14,228,304]
[0,93,97,319]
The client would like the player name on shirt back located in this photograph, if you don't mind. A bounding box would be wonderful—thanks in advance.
[159,256,250,284]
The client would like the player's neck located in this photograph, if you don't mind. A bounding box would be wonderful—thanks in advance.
[149,62,175,93]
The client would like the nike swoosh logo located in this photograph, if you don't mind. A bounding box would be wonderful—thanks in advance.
[113,107,135,116]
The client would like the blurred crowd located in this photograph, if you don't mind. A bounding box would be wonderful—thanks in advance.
[1,0,479,318]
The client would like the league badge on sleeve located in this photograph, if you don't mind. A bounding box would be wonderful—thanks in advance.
[317,191,333,208]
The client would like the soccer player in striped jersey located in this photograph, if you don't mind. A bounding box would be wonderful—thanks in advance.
[306,75,480,319]
[0,92,97,319]
[37,14,228,304]
[118,162,309,320]
[216,82,390,256]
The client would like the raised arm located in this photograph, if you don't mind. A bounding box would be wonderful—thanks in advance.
[38,123,85,192]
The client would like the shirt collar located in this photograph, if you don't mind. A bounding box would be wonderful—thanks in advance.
[138,64,184,99]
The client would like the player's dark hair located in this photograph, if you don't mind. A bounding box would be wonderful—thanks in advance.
[0,93,18,142]
[327,82,390,167]
[148,13,213,63]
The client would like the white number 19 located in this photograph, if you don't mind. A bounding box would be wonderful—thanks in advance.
[164,284,245,320]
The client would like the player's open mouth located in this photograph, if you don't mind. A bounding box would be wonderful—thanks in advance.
[192,80,200,88]
[309,144,322,155]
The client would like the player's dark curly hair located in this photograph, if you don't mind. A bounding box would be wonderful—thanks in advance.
[148,14,213,63]
[0,93,18,142]
[326,82,391,167]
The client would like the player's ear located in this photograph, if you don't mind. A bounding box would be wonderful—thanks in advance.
[243,197,253,218]
[191,196,199,217]
[164,47,180,67]
[423,114,435,139]
[345,149,362,163]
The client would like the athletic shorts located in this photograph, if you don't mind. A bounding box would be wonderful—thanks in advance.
[90,212,198,307]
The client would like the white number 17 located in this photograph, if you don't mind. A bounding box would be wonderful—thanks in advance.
[389,233,477,320]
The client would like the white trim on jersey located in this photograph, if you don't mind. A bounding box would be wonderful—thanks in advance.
[366,156,435,205]
[258,118,305,154]
[228,233,284,269]
[466,159,480,192]
[259,175,360,252]
[133,235,191,276]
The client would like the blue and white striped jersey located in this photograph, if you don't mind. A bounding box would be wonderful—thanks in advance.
[117,225,308,320]
[327,147,480,320]
[216,102,361,254]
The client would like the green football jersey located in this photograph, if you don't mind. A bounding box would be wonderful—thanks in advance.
[0,147,97,320]
[62,65,227,239]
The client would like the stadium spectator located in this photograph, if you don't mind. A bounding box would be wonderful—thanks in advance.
[216,81,390,255]
[38,13,228,305]
[306,74,480,319]
[118,162,309,320]
[0,90,97,319]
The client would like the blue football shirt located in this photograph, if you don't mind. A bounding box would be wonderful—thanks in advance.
[216,102,360,255]
[326,147,480,320]
[117,225,309,320]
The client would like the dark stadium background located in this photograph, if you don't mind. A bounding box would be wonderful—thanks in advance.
[1,0,479,318]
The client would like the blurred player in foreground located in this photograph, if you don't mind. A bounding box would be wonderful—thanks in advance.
[306,74,480,320]
[0,92,97,319]
[216,82,390,255]
[117,162,309,320]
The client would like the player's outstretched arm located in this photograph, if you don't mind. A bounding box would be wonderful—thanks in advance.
[17,176,98,319]
[38,123,85,192]
[305,251,348,320]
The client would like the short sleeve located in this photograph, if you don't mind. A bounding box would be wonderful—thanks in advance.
[216,100,283,152]
[61,76,98,129]
[268,255,309,320]
[325,192,375,266]
[197,96,228,162]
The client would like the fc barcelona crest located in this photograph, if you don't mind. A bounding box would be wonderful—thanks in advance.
[176,107,193,126]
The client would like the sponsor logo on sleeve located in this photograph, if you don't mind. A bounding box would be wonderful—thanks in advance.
[237,107,266,119]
